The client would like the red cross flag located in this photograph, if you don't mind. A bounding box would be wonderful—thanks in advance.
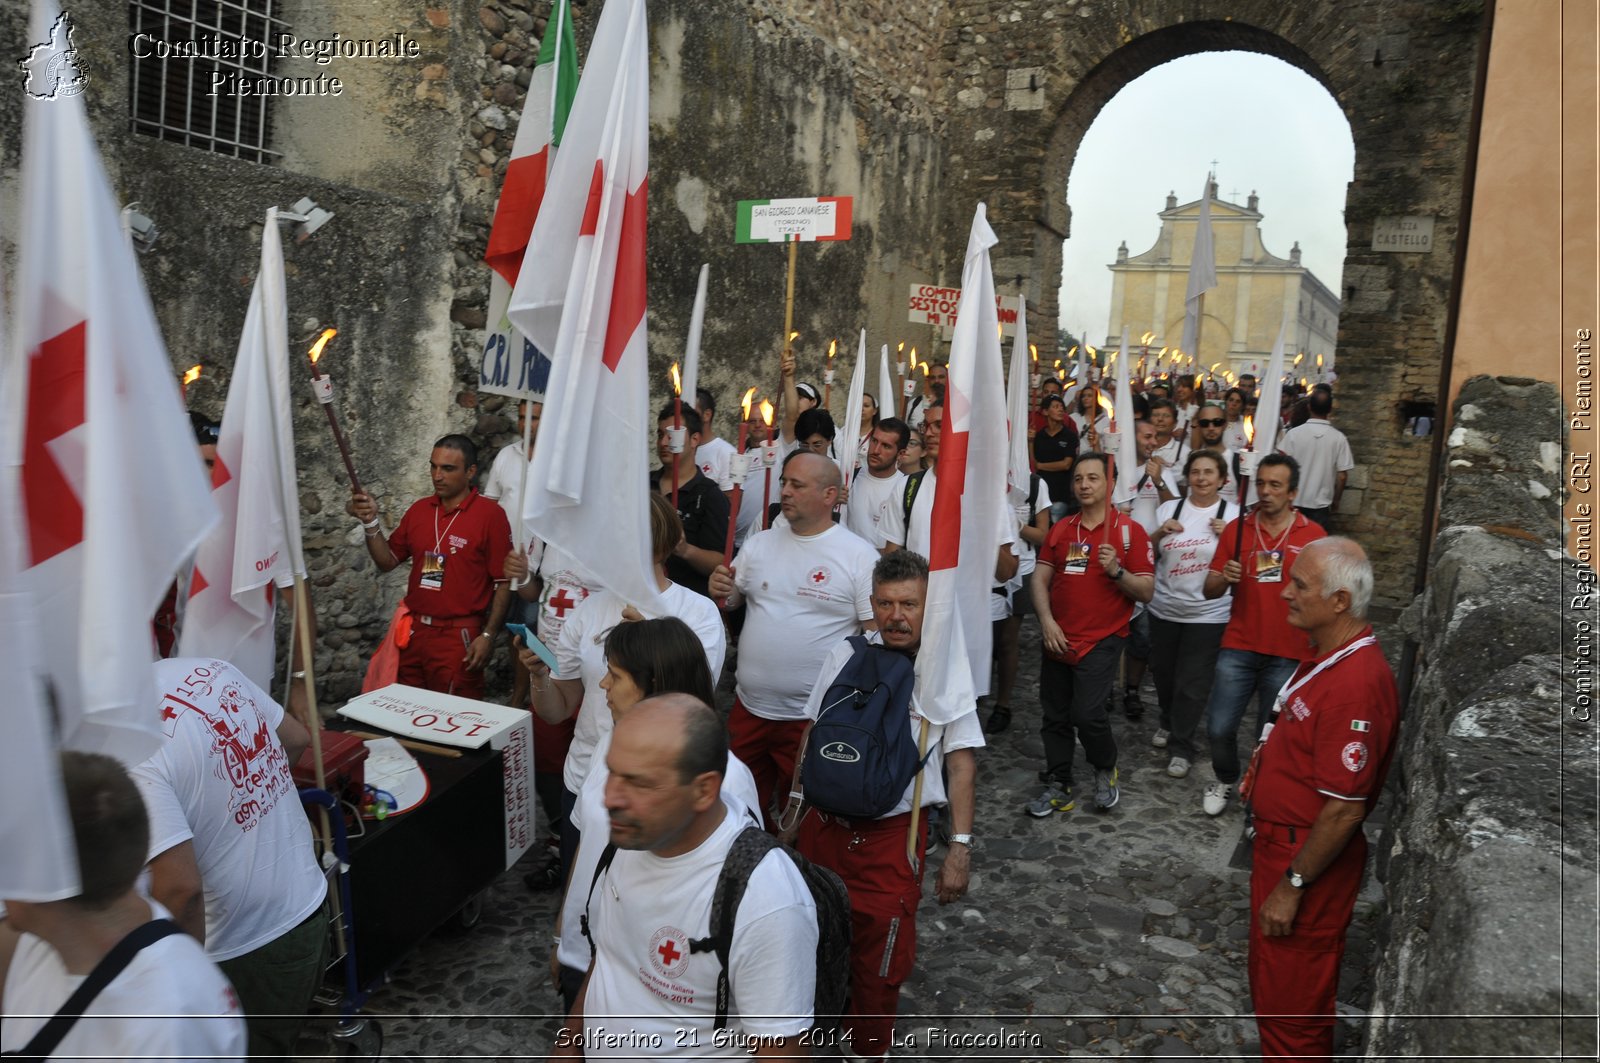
[6,0,217,891]
[916,203,1009,724]
[177,210,307,689]
[509,0,657,609]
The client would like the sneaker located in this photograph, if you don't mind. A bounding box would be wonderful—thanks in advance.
[984,705,1012,735]
[1123,688,1144,719]
[1151,728,1170,749]
[1093,768,1120,810]
[1025,785,1075,817]
[1167,756,1191,778]
[1203,782,1233,816]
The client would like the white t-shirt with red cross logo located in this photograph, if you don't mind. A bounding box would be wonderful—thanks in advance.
[731,523,877,720]
[582,804,817,1056]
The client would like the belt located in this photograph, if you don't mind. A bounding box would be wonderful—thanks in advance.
[414,614,480,628]
[814,809,918,832]
[1251,819,1303,844]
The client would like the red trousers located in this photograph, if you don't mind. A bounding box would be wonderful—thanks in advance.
[398,620,484,699]
[1248,819,1367,1062]
[726,699,808,832]
[797,809,927,1059]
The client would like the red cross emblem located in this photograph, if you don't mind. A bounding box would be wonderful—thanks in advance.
[808,567,830,586]
[160,703,178,721]
[648,925,690,977]
[21,322,87,566]
[548,588,579,617]
[658,939,681,966]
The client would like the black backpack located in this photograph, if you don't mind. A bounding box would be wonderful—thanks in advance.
[799,635,930,820]
[583,827,851,1038]
[900,469,928,532]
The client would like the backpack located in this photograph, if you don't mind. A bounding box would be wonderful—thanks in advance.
[798,635,930,820]
[900,469,928,530]
[583,827,851,1038]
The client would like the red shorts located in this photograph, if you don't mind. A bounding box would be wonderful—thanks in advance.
[726,699,808,832]
[398,620,484,700]
[797,809,928,1058]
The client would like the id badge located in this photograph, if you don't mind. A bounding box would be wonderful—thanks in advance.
[1255,549,1283,583]
[420,551,446,591]
[1064,542,1091,575]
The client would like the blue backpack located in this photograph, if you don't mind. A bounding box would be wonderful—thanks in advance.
[799,635,929,819]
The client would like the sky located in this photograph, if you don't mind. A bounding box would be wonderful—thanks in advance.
[1058,52,1356,345]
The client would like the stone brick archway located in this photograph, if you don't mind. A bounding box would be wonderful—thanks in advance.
[938,2,1487,606]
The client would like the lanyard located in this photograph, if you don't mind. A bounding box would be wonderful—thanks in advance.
[1263,635,1377,739]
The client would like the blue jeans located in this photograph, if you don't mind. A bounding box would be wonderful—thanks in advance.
[1205,649,1298,783]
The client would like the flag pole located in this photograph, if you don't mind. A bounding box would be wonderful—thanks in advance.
[512,400,534,589]
[290,575,347,955]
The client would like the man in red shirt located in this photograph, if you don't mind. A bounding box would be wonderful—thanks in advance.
[1026,452,1154,815]
[1243,537,1399,1062]
[347,434,513,699]
[1200,453,1325,816]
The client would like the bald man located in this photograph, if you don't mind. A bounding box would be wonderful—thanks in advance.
[710,452,878,830]
[1244,538,1400,1063]
[557,696,817,1059]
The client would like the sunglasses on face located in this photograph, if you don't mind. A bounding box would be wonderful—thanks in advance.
[1196,418,1226,427]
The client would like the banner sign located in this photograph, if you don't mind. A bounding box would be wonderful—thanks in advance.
[478,304,551,401]
[908,284,1022,337]
[735,197,853,243]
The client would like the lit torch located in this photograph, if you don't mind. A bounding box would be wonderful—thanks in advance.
[180,363,202,406]
[668,362,684,508]
[306,329,363,494]
[760,399,777,529]
[1030,342,1040,391]
[824,338,837,407]
[725,387,759,570]
[1233,413,1257,563]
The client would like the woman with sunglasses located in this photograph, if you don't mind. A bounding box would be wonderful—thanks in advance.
[1147,449,1239,779]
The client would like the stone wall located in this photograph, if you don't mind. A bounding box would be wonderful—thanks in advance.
[1366,375,1597,1059]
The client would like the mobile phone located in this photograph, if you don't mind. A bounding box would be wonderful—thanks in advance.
[507,623,557,671]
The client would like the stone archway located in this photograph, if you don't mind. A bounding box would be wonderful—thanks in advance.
[940,2,1487,607]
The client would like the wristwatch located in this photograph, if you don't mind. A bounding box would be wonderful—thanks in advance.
[949,833,975,849]
[1285,868,1308,889]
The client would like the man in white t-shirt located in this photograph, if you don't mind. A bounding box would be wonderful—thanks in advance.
[693,387,738,496]
[709,451,878,830]
[557,696,816,1060]
[1278,387,1354,530]
[481,399,542,532]
[1,752,245,1062]
[131,658,327,1059]
[787,551,982,1061]
[843,417,910,552]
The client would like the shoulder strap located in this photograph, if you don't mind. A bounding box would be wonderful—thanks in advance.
[1173,493,1187,521]
[579,842,620,963]
[901,469,926,527]
[1027,472,1040,512]
[688,827,776,1031]
[7,920,182,1063]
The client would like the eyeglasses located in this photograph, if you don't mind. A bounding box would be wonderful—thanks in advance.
[1196,418,1226,427]
[905,440,924,449]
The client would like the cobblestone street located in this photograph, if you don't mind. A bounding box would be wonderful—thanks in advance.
[307,617,1396,1061]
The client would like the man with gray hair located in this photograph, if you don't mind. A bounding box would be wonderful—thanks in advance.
[1241,537,1400,1063]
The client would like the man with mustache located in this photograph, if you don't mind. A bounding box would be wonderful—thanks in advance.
[785,551,981,1061]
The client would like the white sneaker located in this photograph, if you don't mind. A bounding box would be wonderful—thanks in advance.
[1167,757,1191,778]
[1151,728,1170,749]
[1203,782,1233,816]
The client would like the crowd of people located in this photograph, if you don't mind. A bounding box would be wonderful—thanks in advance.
[1,351,1394,1063]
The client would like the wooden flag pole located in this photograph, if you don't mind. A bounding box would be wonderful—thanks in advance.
[291,576,348,955]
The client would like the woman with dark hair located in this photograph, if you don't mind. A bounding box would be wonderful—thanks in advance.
[1222,387,1250,451]
[548,616,759,1013]
[1146,449,1238,779]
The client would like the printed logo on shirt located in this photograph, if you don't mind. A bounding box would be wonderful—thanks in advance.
[1350,719,1371,732]
[648,925,693,978]
[1289,696,1311,721]
[158,665,293,833]
[1341,741,1369,773]
[447,533,469,552]
[808,566,831,586]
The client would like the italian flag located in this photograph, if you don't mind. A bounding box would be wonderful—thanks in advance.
[485,0,579,285]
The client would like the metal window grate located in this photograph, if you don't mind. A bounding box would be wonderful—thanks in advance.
[128,0,288,162]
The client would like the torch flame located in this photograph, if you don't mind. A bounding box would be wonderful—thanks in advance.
[908,347,917,370]
[897,341,905,354]
[670,362,681,395]
[1158,346,1169,357]
[1316,353,1324,368]
[1243,415,1255,446]
[788,331,800,344]
[1294,352,1305,366]
[1096,391,1116,418]
[1053,358,1062,371]
[308,328,337,365]
[1029,343,1038,363]
[827,339,837,360]
[181,364,202,387]
[741,386,757,420]
[1067,346,1077,359]
[919,363,929,377]
[759,399,774,427]
[1141,331,1155,345]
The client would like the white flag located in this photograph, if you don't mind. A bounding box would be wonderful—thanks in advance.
[0,212,77,900]
[1253,315,1291,457]
[1005,296,1031,505]
[681,263,709,401]
[1179,173,1218,360]
[12,0,218,763]
[915,204,1009,724]
[878,344,895,423]
[178,211,306,689]
[1112,330,1139,504]
[838,329,867,489]
[509,0,657,609]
